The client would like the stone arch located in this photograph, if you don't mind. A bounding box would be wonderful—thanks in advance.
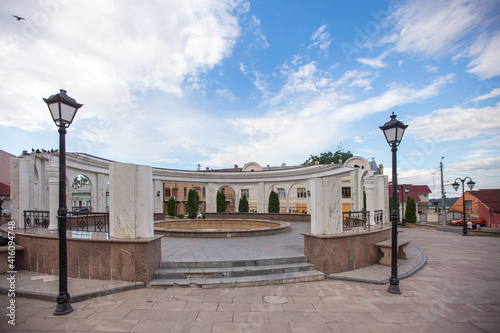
[242,162,262,172]
[266,183,288,213]
[69,173,93,211]
[238,184,257,212]
[216,185,236,213]
[287,182,308,213]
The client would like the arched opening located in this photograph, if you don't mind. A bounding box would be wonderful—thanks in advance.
[239,185,257,212]
[162,183,206,216]
[217,185,236,213]
[267,184,287,213]
[288,182,308,214]
[71,174,92,212]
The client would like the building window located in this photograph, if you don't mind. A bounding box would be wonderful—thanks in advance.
[165,188,171,197]
[465,200,472,210]
[241,189,249,198]
[297,187,307,198]
[277,188,286,198]
[184,187,187,197]
[342,187,351,198]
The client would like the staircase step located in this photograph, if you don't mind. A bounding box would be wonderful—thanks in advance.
[159,256,308,269]
[154,262,316,279]
[150,270,325,288]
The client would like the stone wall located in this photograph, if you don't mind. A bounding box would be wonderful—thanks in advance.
[303,226,391,275]
[13,231,162,283]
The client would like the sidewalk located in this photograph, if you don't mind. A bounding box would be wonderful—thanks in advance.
[0,227,499,332]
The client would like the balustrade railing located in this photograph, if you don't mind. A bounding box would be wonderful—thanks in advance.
[374,210,383,224]
[342,210,369,229]
[24,210,49,229]
[23,210,109,234]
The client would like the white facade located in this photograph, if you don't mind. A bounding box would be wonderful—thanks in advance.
[10,152,388,238]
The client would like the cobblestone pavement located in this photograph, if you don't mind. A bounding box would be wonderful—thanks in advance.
[0,227,499,332]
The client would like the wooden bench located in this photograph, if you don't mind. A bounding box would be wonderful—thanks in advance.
[0,245,25,273]
[374,239,411,266]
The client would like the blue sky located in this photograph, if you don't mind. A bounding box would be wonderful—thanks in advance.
[1,0,499,199]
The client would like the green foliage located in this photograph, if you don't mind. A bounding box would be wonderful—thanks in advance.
[302,149,354,165]
[268,190,280,213]
[167,197,176,217]
[405,196,417,223]
[239,195,249,213]
[187,189,199,219]
[176,213,184,219]
[217,190,226,213]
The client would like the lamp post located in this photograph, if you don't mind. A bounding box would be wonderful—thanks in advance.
[451,177,475,236]
[44,89,83,315]
[399,186,410,227]
[380,112,408,294]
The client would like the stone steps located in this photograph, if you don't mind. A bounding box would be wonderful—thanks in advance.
[150,256,325,288]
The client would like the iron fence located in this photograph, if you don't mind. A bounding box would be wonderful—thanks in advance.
[68,212,109,233]
[342,210,369,229]
[24,210,49,229]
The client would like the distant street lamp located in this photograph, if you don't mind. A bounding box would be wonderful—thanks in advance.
[380,112,408,295]
[451,177,475,236]
[44,89,83,315]
[398,186,410,227]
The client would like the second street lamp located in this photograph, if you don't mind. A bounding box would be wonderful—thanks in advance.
[43,89,83,315]
[380,112,408,294]
[451,177,475,236]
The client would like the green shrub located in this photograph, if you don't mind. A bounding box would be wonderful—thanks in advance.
[217,190,226,212]
[239,195,249,213]
[187,189,199,219]
[167,197,176,217]
[268,190,280,213]
[176,213,184,219]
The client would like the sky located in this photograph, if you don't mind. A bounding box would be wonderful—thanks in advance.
[1,0,499,199]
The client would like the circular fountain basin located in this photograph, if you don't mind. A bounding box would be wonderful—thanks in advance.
[154,219,291,238]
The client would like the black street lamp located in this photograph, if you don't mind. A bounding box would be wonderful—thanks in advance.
[398,186,410,227]
[380,112,408,294]
[451,177,475,236]
[44,89,83,315]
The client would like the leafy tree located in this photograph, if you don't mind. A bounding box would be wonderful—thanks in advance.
[187,189,199,218]
[217,190,226,213]
[268,190,280,213]
[167,197,176,217]
[405,196,417,223]
[302,149,354,165]
[239,195,249,213]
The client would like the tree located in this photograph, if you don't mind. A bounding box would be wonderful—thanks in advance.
[302,149,353,165]
[405,196,417,223]
[239,195,249,213]
[217,190,226,212]
[167,197,176,217]
[187,189,199,218]
[268,190,280,213]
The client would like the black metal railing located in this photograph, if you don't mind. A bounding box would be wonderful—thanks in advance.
[342,210,369,229]
[374,210,383,224]
[24,210,49,229]
[67,212,109,233]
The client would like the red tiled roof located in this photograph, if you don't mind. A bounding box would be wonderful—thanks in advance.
[388,183,431,203]
[0,182,9,197]
[470,189,500,212]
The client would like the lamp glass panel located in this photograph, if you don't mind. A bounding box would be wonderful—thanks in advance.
[60,103,77,125]
[396,126,406,143]
[467,180,475,190]
[48,102,60,123]
[383,127,397,143]
[452,182,459,191]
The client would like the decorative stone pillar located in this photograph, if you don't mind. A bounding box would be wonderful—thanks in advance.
[350,169,359,211]
[257,182,265,213]
[153,180,163,214]
[46,162,59,233]
[109,162,154,239]
[96,173,108,212]
[206,183,216,213]
[308,178,323,234]
[308,177,342,235]
[364,176,376,225]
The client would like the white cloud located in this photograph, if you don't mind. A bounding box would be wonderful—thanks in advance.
[0,0,246,130]
[473,88,500,102]
[409,102,500,142]
[467,31,500,79]
[309,25,331,50]
[216,88,237,102]
[356,57,387,68]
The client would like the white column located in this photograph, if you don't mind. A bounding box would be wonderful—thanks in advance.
[9,158,21,228]
[46,162,59,233]
[257,182,265,213]
[350,169,359,210]
[206,182,216,213]
[308,178,323,234]
[109,162,154,239]
[96,173,107,212]
[364,176,376,225]
[322,176,343,234]
[153,180,163,214]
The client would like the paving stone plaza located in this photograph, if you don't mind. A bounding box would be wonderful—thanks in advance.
[1,225,499,332]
